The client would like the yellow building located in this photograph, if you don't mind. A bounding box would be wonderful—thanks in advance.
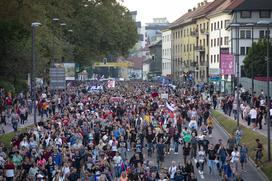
[170,0,227,83]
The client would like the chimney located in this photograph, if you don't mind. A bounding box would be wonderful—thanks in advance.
[193,7,196,11]
[201,2,204,6]
[204,0,208,4]
[198,3,201,8]
[188,9,192,12]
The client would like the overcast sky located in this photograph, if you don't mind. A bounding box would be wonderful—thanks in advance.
[121,0,205,24]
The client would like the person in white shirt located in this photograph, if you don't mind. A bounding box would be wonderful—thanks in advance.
[249,107,257,130]
[230,147,240,173]
[168,161,177,180]
[113,152,122,178]
[197,146,206,175]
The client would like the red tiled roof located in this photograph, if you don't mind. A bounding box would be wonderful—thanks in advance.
[207,0,245,17]
[169,0,226,29]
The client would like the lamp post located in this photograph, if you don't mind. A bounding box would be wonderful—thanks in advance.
[246,23,255,105]
[218,28,222,93]
[230,23,241,127]
[257,20,271,161]
[31,22,41,125]
[52,18,59,65]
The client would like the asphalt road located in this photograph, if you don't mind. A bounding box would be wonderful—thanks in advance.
[131,121,267,181]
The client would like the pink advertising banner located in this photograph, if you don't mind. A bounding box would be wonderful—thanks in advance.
[220,53,234,75]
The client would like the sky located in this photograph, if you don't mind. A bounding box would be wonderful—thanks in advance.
[121,0,206,24]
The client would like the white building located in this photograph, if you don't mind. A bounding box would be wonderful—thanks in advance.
[162,29,172,76]
[229,9,272,78]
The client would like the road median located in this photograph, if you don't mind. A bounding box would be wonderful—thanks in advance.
[211,110,272,181]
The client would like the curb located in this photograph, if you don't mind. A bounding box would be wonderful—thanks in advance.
[211,113,270,181]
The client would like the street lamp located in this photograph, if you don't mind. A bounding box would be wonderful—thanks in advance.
[245,23,255,104]
[230,23,241,127]
[217,28,222,93]
[31,22,41,125]
[52,18,59,65]
[257,20,271,161]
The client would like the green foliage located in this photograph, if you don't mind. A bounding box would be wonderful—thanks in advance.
[0,0,138,87]
[0,80,15,94]
[243,39,272,77]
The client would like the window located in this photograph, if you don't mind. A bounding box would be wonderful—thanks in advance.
[211,55,213,63]
[214,55,216,63]
[211,39,213,47]
[246,47,250,55]
[217,22,219,29]
[207,22,209,31]
[203,39,205,47]
[259,30,270,39]
[217,38,219,46]
[240,47,246,55]
[220,38,223,46]
[225,20,230,28]
[180,30,183,37]
[224,36,229,46]
[260,30,265,38]
[260,11,271,18]
[184,45,186,52]
[211,23,213,31]
[246,30,251,39]
[214,23,216,31]
[240,11,251,18]
[214,38,216,47]
[217,55,219,63]
[240,30,246,39]
[221,21,223,29]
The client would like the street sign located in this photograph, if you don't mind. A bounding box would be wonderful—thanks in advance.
[209,76,221,82]
[50,67,66,90]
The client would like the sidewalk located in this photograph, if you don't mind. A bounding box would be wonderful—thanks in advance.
[0,113,39,135]
[216,108,272,140]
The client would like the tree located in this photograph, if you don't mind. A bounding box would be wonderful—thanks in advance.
[0,0,138,88]
[243,39,272,77]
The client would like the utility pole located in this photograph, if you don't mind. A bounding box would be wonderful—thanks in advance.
[31,22,41,125]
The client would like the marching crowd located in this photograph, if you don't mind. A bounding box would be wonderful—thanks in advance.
[0,82,263,181]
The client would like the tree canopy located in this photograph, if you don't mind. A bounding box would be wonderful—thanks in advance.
[243,39,272,77]
[0,0,138,86]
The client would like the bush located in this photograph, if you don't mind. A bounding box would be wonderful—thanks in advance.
[14,79,28,93]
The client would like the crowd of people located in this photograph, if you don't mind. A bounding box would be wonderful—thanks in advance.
[0,81,262,181]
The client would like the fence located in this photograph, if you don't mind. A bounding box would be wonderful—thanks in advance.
[240,77,272,96]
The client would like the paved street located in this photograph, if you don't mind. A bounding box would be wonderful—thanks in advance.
[137,121,267,181]
[0,107,267,180]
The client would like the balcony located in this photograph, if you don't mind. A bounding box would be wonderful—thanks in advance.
[194,46,205,52]
[200,29,209,35]
[190,29,199,37]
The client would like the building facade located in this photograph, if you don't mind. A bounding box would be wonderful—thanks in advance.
[162,29,172,76]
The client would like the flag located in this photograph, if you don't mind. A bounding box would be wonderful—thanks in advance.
[166,102,175,112]
[107,80,116,88]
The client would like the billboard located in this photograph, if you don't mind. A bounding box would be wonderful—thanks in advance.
[63,63,75,80]
[54,63,75,80]
[220,48,234,75]
[50,67,66,90]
